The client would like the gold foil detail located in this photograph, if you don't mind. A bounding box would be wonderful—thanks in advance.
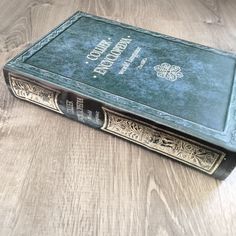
[102,108,225,174]
[9,75,63,114]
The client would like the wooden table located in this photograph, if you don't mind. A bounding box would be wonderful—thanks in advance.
[0,0,236,235]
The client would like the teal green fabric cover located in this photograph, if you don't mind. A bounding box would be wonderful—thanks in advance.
[4,11,236,152]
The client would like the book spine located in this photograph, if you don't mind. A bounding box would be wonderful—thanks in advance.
[3,70,236,179]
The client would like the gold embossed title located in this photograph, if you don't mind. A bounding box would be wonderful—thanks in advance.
[86,36,132,75]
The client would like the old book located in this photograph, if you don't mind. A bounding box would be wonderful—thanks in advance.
[3,11,236,179]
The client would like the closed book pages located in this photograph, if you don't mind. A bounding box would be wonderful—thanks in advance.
[3,11,236,179]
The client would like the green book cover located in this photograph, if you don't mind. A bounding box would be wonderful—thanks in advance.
[3,11,236,179]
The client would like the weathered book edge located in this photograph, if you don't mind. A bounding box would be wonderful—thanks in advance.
[3,69,236,179]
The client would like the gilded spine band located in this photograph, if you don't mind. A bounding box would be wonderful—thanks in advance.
[9,75,63,114]
[102,107,225,174]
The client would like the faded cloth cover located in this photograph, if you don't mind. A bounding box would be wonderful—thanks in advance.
[3,11,236,179]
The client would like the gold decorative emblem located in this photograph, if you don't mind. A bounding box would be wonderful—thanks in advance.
[102,108,225,174]
[154,63,183,81]
[9,75,63,114]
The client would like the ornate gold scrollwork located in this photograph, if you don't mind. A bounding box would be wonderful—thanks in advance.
[9,75,63,114]
[102,107,225,174]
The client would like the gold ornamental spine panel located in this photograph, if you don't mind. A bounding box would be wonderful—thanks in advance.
[101,107,225,174]
[9,74,63,114]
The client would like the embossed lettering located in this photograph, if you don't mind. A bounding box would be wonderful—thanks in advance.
[94,37,132,76]
[87,40,112,61]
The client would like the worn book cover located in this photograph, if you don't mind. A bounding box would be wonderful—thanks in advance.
[3,11,236,179]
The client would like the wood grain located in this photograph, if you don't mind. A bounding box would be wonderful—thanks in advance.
[0,0,236,235]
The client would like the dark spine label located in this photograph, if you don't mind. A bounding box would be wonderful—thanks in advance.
[58,92,104,129]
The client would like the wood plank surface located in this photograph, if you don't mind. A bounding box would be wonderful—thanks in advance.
[0,0,236,235]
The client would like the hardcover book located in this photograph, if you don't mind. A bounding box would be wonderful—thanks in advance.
[3,11,236,179]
